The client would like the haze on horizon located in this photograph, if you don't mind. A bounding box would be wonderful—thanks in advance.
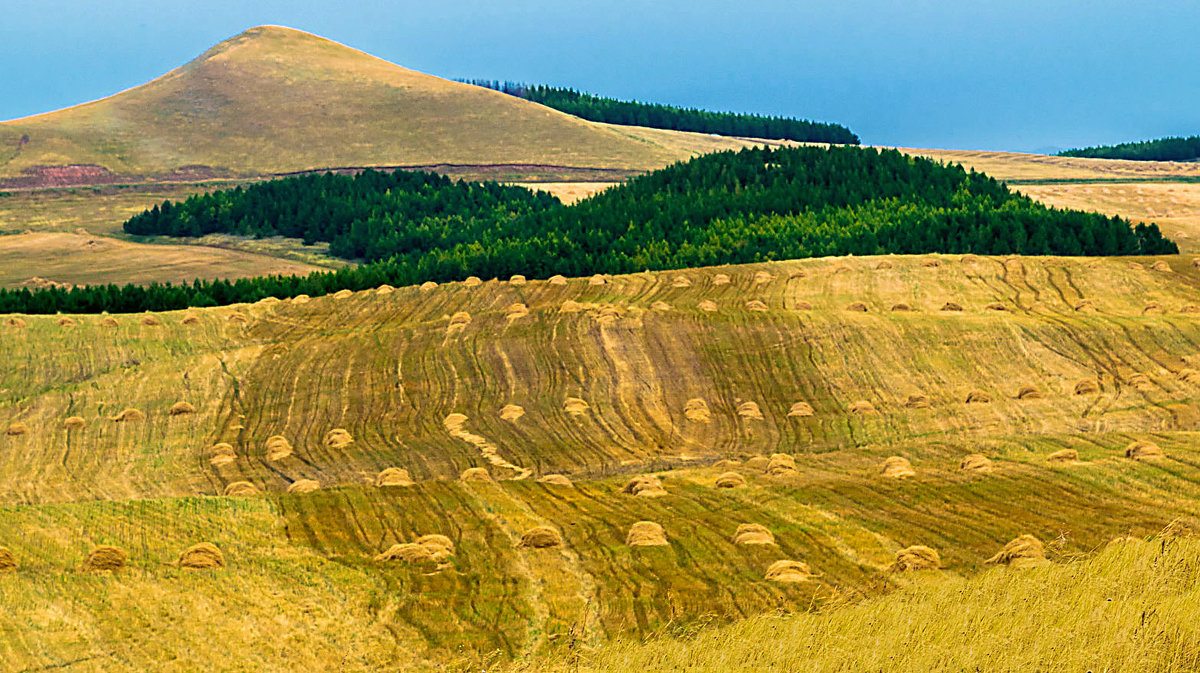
[2,0,1196,154]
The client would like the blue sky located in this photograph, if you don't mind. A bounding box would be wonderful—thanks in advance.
[2,0,1196,152]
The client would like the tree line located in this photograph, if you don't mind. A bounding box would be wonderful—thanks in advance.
[0,145,1176,314]
[459,80,859,145]
[1059,136,1200,162]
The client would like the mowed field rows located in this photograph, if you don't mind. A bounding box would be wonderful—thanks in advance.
[5,255,1200,669]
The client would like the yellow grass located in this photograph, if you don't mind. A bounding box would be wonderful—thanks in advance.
[1020,182,1200,253]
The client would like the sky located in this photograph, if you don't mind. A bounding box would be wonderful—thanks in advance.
[1,0,1197,153]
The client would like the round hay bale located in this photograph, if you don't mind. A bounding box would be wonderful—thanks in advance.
[560,299,583,313]
[766,453,797,477]
[714,458,741,468]
[622,475,668,497]
[671,275,692,288]
[846,301,869,313]
[941,302,964,312]
[732,523,775,546]
[499,404,525,422]
[548,275,568,286]
[1179,368,1200,384]
[6,317,26,328]
[986,535,1049,568]
[287,479,321,494]
[460,467,492,482]
[697,300,718,312]
[99,316,119,327]
[626,521,668,547]
[141,315,161,326]
[651,301,672,311]
[831,264,851,275]
[849,400,876,414]
[794,301,813,310]
[178,542,224,569]
[985,302,1008,311]
[332,289,354,299]
[0,547,15,572]
[265,435,293,461]
[464,276,484,288]
[375,284,395,295]
[538,474,573,487]
[5,422,27,436]
[111,408,145,423]
[1144,302,1164,315]
[961,454,993,472]
[1125,440,1164,461]
[563,397,589,416]
[744,455,770,471]
[1073,299,1095,312]
[588,274,606,286]
[745,300,769,312]
[965,390,991,404]
[715,472,747,489]
[420,281,438,292]
[922,258,941,268]
[753,271,773,285]
[1074,379,1101,395]
[712,273,731,286]
[960,254,980,264]
[375,543,434,564]
[227,312,249,324]
[788,269,806,280]
[292,294,311,304]
[82,545,127,572]
[324,428,353,448]
[447,311,472,333]
[1153,260,1175,272]
[1127,373,1153,390]
[890,545,941,572]
[57,316,78,327]
[505,303,530,320]
[417,534,456,559]
[1046,449,1079,463]
[737,401,764,420]
[875,260,894,270]
[443,412,468,432]
[509,274,527,286]
[519,526,562,549]
[596,306,621,325]
[376,467,414,487]
[787,401,815,418]
[223,481,260,497]
[209,443,236,466]
[63,416,86,430]
[904,394,930,409]
[880,456,916,479]
[1016,386,1042,400]
[169,401,196,416]
[1193,258,1200,269]
[684,398,711,422]
[765,559,815,583]
[890,303,912,312]
[1181,305,1200,314]
[1129,261,1145,271]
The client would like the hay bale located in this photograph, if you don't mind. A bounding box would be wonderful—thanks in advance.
[1125,440,1164,461]
[588,274,607,286]
[564,397,589,416]
[1181,305,1200,314]
[745,300,769,312]
[1127,373,1154,390]
[82,545,127,572]
[753,271,773,285]
[376,467,414,487]
[1073,299,1095,312]
[265,435,293,461]
[461,467,492,482]
[922,258,941,268]
[1074,379,1101,395]
[417,534,456,560]
[1046,449,1079,463]
[178,542,225,569]
[99,316,119,327]
[227,312,249,324]
[1129,261,1145,271]
[875,260,893,270]
[626,521,668,547]
[111,408,145,422]
[5,422,27,436]
[941,302,964,312]
[324,428,353,448]
[985,302,1008,311]
[961,254,980,264]
[961,454,993,472]
[889,545,941,571]
[169,401,196,416]
[744,455,770,471]
[0,547,15,572]
[904,394,930,409]
[375,284,395,295]
[332,289,354,299]
[447,311,472,333]
[651,301,672,311]
[684,398,711,422]
[794,301,813,310]
[506,303,530,320]
[846,301,869,312]
[549,275,568,286]
[788,269,806,280]
[292,294,311,304]
[287,479,322,494]
[732,523,775,546]
[6,317,25,328]
[1179,368,1200,384]
[831,264,851,275]
[712,273,731,286]
[519,526,562,549]
[715,472,747,489]
[420,281,438,291]
[1144,302,1164,315]
[209,443,236,466]
[509,274,526,286]
[538,474,573,487]
[766,453,797,477]
[622,474,668,497]
[697,300,718,312]
[713,459,741,468]
[499,404,525,422]
[787,401,815,418]
[986,535,1050,568]
[849,400,876,414]
[765,560,815,583]
[737,401,764,420]
[1016,386,1042,400]
[596,306,621,325]
[223,481,260,496]
[671,275,692,288]
[890,303,912,312]
[965,390,991,404]
[63,416,86,430]
[463,276,483,287]
[141,315,160,326]
[560,299,584,313]
[375,543,434,564]
[57,316,78,327]
[880,456,916,479]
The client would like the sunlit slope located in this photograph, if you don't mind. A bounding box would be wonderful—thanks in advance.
[0,26,688,181]
[5,255,1200,669]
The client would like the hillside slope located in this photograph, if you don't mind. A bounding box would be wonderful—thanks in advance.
[3,255,1200,669]
[0,26,690,185]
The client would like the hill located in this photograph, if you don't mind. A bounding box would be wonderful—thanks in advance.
[1059,136,1200,162]
[3,255,1200,669]
[0,26,699,186]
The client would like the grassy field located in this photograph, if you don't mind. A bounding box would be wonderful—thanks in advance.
[1021,182,1200,253]
[3,254,1200,668]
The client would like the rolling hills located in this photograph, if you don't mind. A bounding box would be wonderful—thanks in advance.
[4,254,1200,669]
